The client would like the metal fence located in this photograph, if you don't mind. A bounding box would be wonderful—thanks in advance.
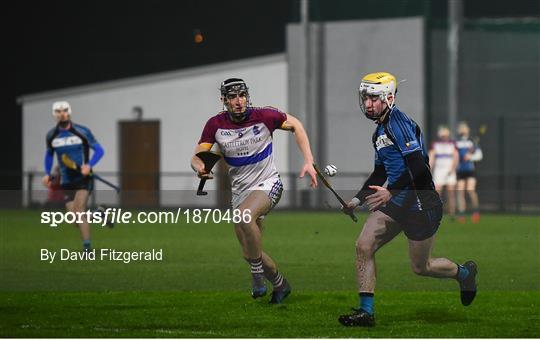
[11,171,540,214]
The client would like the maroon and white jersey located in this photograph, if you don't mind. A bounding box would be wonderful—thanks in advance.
[430,140,457,170]
[198,106,287,193]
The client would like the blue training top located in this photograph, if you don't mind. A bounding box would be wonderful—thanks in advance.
[372,107,439,211]
[44,123,104,185]
[456,137,477,173]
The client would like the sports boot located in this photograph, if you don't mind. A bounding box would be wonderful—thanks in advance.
[338,308,375,327]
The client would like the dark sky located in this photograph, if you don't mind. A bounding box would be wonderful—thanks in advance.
[12,0,537,105]
[4,0,297,189]
[14,0,296,95]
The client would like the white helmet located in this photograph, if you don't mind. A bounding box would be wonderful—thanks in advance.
[457,121,470,136]
[52,101,72,121]
[437,125,451,139]
[358,72,397,120]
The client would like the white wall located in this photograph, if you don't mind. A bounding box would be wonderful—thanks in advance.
[21,55,288,205]
[287,18,425,188]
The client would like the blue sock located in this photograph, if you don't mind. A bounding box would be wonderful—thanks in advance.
[83,240,91,250]
[359,292,374,315]
[457,264,469,281]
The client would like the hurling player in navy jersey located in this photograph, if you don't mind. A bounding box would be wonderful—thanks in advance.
[337,73,477,327]
[41,101,106,251]
[456,121,483,223]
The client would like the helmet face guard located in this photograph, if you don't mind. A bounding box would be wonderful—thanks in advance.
[220,78,251,121]
[457,122,470,137]
[437,125,451,140]
[358,72,397,121]
[52,101,72,122]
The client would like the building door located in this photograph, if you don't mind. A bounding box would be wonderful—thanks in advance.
[119,120,160,207]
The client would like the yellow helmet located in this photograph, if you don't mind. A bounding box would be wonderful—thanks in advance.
[358,72,397,120]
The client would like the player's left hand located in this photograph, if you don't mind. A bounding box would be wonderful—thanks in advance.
[365,185,391,211]
[300,162,318,188]
[81,164,91,176]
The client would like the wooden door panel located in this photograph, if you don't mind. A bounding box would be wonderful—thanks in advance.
[119,121,160,207]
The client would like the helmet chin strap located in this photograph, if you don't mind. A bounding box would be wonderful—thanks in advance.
[226,105,250,123]
[376,106,392,123]
[228,111,247,123]
[223,94,251,123]
[376,95,396,122]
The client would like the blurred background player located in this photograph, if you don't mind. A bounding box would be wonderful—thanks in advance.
[338,72,477,327]
[456,121,483,223]
[429,126,459,220]
[191,78,318,303]
[41,101,106,252]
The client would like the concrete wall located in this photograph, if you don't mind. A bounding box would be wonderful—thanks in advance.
[287,17,425,190]
[20,55,288,205]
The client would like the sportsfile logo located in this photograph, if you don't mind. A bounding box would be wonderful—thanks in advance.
[40,208,252,227]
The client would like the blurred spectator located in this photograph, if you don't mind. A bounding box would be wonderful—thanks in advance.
[456,121,483,223]
[429,126,458,220]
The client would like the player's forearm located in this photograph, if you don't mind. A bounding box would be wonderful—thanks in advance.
[44,150,54,175]
[88,143,105,167]
[294,130,314,164]
[191,156,205,173]
[387,151,429,192]
[354,164,387,204]
[428,150,435,169]
[191,144,210,173]
[452,151,459,172]
[470,149,483,161]
[289,117,314,163]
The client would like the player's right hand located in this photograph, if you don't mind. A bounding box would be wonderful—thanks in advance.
[344,197,360,210]
[341,197,360,214]
[196,165,213,179]
[81,164,91,176]
[41,175,51,188]
[197,171,213,180]
[299,162,318,188]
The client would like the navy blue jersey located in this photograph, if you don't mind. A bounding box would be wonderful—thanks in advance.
[45,123,102,185]
[373,107,440,211]
[456,137,477,173]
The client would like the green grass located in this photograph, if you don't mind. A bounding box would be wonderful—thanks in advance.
[0,210,539,337]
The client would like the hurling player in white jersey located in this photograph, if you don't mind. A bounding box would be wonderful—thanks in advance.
[429,126,459,219]
[191,78,318,303]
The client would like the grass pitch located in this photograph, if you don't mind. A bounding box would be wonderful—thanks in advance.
[0,210,539,337]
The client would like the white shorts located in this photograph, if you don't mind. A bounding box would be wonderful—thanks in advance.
[231,176,283,215]
[433,168,457,186]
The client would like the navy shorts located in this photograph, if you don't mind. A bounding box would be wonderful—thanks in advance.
[61,178,93,202]
[379,202,443,241]
[457,170,476,180]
